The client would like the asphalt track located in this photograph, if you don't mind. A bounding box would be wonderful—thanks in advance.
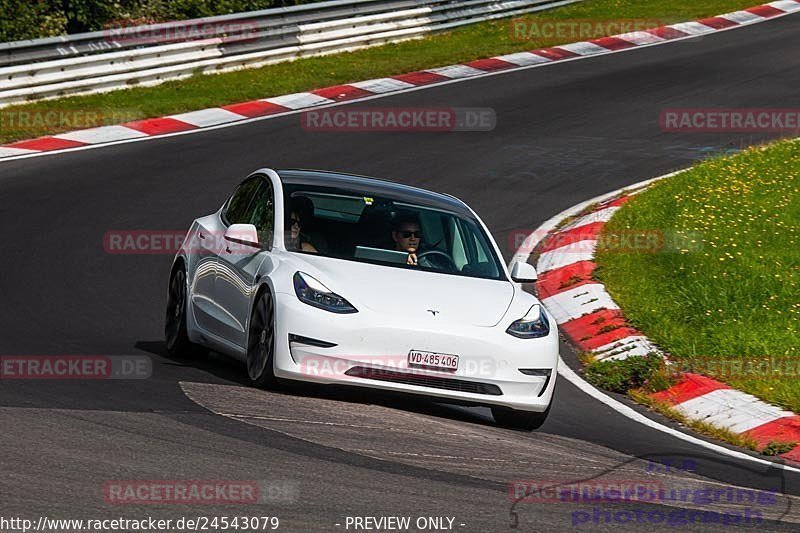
[2,12,800,532]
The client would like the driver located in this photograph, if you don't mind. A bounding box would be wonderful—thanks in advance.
[391,214,422,266]
[286,197,318,253]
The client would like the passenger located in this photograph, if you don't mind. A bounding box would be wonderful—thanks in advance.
[286,198,318,253]
[391,214,422,266]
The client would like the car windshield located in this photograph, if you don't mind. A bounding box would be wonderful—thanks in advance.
[282,184,506,281]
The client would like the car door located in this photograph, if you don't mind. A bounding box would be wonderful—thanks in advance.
[196,176,262,340]
[188,215,226,333]
[214,175,275,348]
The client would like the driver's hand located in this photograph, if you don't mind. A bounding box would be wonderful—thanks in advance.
[407,253,418,266]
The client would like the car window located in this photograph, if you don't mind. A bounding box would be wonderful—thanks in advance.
[419,211,444,250]
[283,184,506,281]
[224,177,262,225]
[449,218,468,269]
[248,180,274,247]
[473,232,489,263]
[301,192,367,222]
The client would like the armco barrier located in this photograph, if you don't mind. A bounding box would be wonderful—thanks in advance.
[0,0,580,107]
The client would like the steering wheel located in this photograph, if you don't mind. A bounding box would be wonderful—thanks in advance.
[416,250,458,272]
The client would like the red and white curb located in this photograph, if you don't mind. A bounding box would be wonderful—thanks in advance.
[1,1,800,161]
[530,183,800,462]
[533,193,661,361]
[652,374,800,461]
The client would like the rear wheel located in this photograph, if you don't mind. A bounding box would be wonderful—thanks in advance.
[247,288,278,389]
[492,404,551,431]
[165,265,204,358]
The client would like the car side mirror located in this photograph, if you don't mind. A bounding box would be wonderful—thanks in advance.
[224,224,260,249]
[510,261,537,283]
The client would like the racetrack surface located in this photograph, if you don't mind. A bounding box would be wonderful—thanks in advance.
[2,12,800,531]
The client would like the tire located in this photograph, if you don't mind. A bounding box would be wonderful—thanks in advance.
[246,288,279,389]
[492,404,551,431]
[165,264,204,358]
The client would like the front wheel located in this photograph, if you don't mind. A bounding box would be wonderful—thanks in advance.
[246,288,279,389]
[492,404,551,431]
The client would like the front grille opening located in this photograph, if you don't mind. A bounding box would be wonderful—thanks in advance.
[345,366,502,396]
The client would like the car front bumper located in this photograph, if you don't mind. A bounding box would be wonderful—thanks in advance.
[272,292,559,412]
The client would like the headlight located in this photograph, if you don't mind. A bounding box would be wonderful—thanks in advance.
[293,272,357,314]
[506,304,550,338]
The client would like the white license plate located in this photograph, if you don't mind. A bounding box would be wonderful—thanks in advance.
[408,350,459,371]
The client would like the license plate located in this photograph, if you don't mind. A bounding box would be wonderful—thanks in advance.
[408,350,459,371]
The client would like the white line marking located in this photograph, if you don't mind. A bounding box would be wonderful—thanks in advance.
[262,92,334,109]
[557,41,611,56]
[560,206,620,230]
[536,240,597,273]
[494,51,552,66]
[668,21,717,35]
[425,65,485,78]
[350,78,415,93]
[615,31,665,46]
[510,168,800,472]
[720,10,765,24]
[169,108,246,127]
[770,0,800,12]
[675,389,793,433]
[53,125,148,144]
[593,335,663,361]
[0,146,37,157]
[541,283,619,324]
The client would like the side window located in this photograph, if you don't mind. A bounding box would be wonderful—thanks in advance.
[449,218,468,270]
[249,180,275,248]
[224,177,261,225]
[419,211,445,250]
[472,232,488,263]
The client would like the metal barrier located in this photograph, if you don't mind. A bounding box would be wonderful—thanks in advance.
[0,0,580,107]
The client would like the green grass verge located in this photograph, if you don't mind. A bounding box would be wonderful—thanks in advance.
[595,138,800,412]
[0,0,761,144]
[583,353,669,393]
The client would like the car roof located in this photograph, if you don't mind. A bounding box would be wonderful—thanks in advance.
[276,169,474,218]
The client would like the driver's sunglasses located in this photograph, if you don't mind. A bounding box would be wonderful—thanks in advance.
[289,218,301,226]
[399,230,421,238]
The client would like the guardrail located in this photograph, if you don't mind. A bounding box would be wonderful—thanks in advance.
[0,0,580,107]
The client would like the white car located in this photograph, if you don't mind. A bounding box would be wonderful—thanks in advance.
[165,169,558,429]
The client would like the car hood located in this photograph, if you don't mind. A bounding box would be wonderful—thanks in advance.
[294,255,514,327]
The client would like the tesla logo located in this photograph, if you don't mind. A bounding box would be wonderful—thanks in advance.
[427,309,440,316]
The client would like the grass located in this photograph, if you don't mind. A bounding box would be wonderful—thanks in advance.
[762,440,798,456]
[583,353,668,393]
[0,0,763,144]
[595,138,800,412]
